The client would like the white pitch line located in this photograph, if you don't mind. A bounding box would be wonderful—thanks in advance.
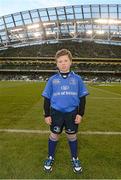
[0,129,50,134]
[0,129,121,135]
[78,131,121,135]
[89,97,121,100]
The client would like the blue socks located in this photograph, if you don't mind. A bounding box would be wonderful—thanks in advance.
[68,139,77,159]
[48,137,77,159]
[48,138,58,158]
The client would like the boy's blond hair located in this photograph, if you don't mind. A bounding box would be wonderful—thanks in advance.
[55,49,72,62]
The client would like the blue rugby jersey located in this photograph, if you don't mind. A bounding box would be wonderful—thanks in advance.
[42,72,89,112]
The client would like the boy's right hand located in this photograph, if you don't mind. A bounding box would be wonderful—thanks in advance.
[45,116,52,125]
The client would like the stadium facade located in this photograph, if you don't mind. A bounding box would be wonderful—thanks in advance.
[1,4,121,49]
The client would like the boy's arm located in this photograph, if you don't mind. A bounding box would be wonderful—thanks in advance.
[44,97,51,117]
[78,96,86,117]
[75,96,86,124]
[44,97,52,125]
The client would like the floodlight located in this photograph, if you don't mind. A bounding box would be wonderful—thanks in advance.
[113,31,121,35]
[19,34,24,38]
[10,28,23,32]
[33,32,41,37]
[77,20,89,24]
[94,19,121,25]
[46,31,56,35]
[70,31,75,34]
[96,30,105,35]
[43,22,55,26]
[27,24,40,30]
[86,30,92,35]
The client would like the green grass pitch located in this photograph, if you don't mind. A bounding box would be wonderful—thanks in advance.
[0,81,121,179]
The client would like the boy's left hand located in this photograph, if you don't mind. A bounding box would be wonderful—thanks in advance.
[75,114,83,124]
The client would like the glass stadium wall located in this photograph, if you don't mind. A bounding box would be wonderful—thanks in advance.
[1,4,121,49]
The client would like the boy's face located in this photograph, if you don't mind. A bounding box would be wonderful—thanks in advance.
[56,55,72,73]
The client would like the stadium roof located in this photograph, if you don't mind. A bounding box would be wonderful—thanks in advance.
[1,4,121,49]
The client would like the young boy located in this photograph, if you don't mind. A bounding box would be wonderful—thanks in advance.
[42,49,89,173]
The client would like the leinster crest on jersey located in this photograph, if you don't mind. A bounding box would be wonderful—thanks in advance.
[69,78,76,85]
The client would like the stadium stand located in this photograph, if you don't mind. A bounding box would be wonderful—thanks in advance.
[1,41,121,58]
[0,41,121,82]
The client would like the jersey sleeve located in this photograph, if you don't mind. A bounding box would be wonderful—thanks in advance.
[42,78,53,99]
[78,77,89,97]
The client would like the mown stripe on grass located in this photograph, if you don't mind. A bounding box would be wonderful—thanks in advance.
[90,86,121,97]
[0,129,121,135]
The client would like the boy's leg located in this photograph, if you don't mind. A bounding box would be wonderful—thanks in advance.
[66,133,77,159]
[44,132,59,172]
[66,133,82,173]
[64,109,79,159]
[48,132,59,158]
[44,108,64,172]
[48,108,64,158]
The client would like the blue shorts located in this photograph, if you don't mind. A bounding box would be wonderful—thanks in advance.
[50,107,78,134]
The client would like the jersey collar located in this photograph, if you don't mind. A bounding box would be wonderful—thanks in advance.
[58,71,74,77]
